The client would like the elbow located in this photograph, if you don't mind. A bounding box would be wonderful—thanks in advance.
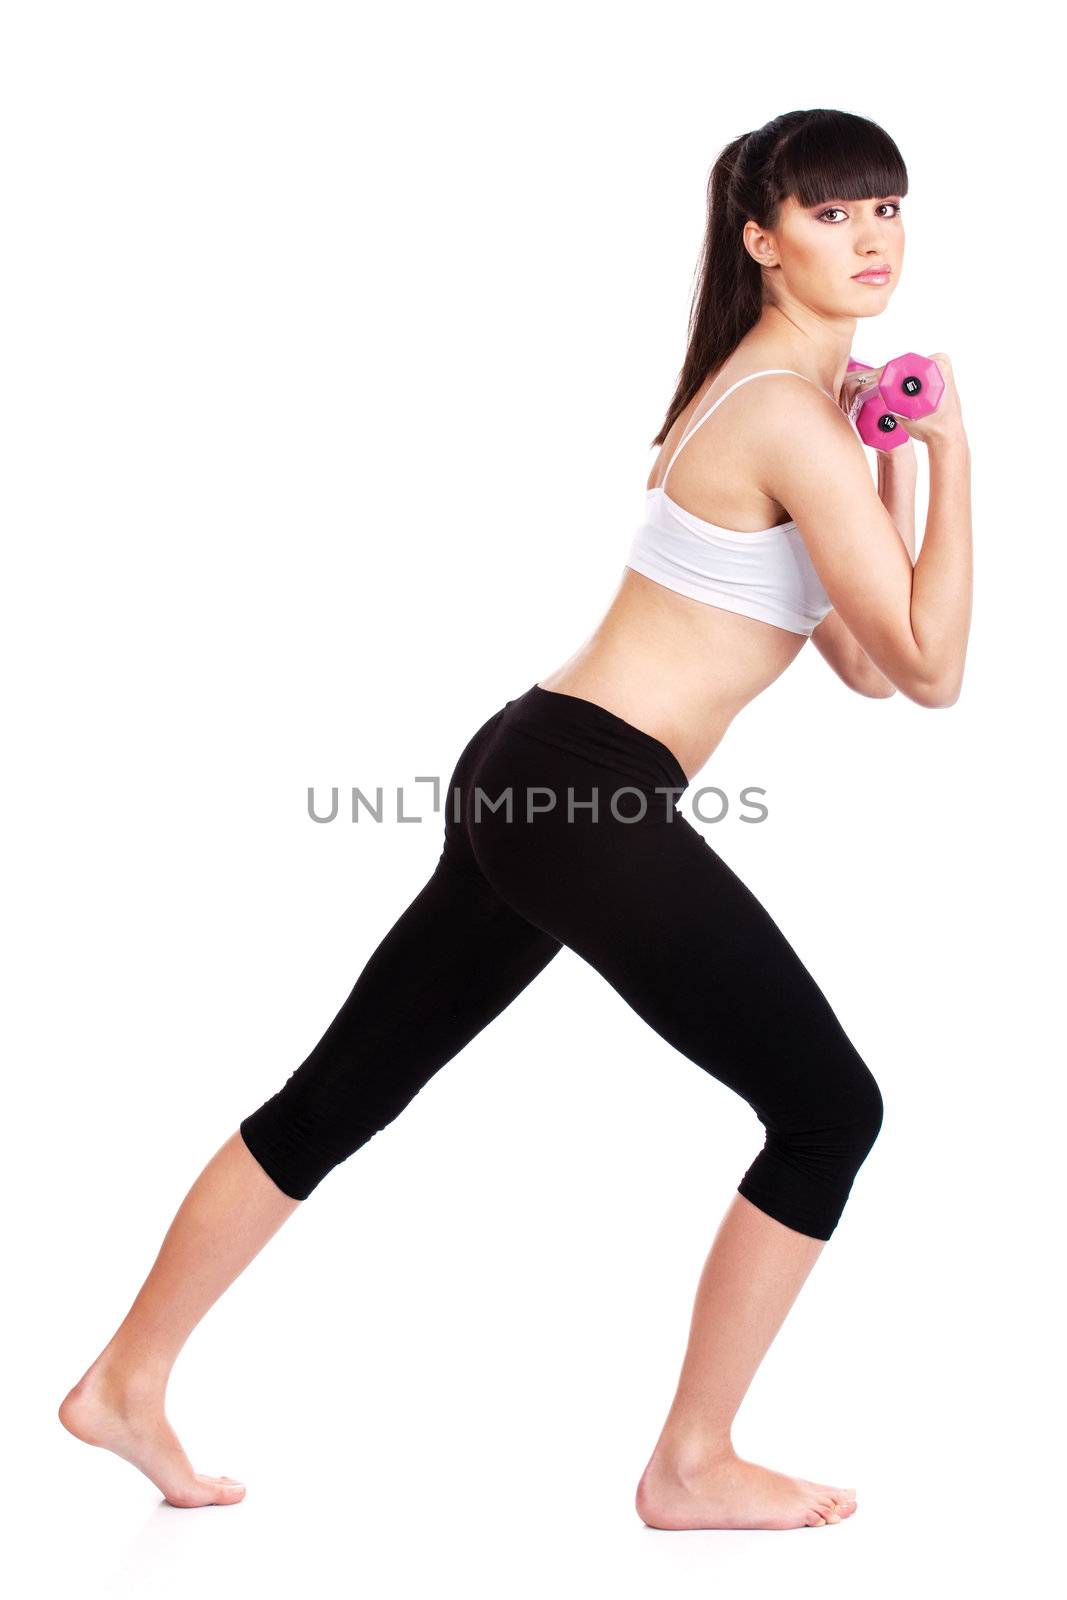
[895,637,965,708]
[857,677,897,699]
[926,684,962,709]
[907,671,963,709]
[840,650,899,699]
[846,657,898,698]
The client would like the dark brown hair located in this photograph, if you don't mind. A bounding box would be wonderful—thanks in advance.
[651,109,909,447]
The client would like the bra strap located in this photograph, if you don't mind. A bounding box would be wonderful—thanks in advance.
[662,369,819,492]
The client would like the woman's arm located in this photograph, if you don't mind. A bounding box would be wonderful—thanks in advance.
[810,441,918,696]
[877,436,917,561]
[758,356,972,707]
[908,432,972,703]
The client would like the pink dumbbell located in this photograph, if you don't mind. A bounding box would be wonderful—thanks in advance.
[847,352,945,450]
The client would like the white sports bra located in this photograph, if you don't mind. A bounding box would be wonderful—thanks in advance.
[625,368,835,636]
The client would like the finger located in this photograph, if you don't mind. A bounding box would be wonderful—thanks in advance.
[886,412,915,438]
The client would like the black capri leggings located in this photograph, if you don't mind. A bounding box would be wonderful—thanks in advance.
[240,684,883,1239]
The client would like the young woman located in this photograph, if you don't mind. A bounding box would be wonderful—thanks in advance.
[60,107,972,1530]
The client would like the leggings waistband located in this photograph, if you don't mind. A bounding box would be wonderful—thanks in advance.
[499,684,689,794]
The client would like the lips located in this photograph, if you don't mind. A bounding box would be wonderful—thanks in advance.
[853,264,891,279]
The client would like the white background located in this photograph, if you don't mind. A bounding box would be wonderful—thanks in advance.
[4,2,1063,1596]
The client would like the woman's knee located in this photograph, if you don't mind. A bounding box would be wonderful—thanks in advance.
[804,1050,884,1173]
[764,1049,889,1190]
[739,1053,884,1240]
[831,1056,883,1171]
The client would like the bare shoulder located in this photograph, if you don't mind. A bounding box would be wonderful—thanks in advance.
[752,377,869,509]
[750,371,854,435]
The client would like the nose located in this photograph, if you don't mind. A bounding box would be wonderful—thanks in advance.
[857,229,891,258]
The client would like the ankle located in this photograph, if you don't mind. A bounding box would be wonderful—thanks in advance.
[89,1345,171,1408]
[652,1427,737,1480]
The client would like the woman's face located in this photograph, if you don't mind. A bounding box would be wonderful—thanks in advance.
[745,192,905,315]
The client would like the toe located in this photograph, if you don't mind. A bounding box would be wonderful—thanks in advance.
[194,1473,246,1503]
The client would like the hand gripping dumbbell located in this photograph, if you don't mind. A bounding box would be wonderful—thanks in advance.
[847,353,945,450]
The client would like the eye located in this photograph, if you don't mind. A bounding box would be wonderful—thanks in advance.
[816,201,902,223]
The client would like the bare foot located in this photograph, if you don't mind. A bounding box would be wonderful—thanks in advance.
[59,1358,246,1508]
[635,1447,857,1531]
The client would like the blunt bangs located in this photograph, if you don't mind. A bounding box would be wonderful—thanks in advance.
[772,111,909,210]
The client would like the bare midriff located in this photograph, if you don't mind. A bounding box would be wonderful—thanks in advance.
[536,567,806,783]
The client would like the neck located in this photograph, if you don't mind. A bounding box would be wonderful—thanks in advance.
[748,305,858,406]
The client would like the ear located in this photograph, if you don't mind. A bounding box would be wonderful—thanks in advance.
[742,218,777,269]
